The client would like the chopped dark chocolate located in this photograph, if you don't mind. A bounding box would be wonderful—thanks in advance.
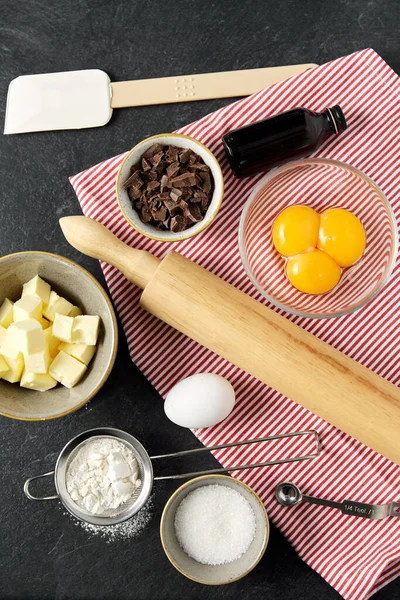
[151,205,168,222]
[166,146,179,163]
[179,148,192,163]
[147,180,160,192]
[123,170,143,190]
[185,203,203,222]
[123,143,214,233]
[166,161,181,178]
[188,162,210,172]
[170,215,187,232]
[169,187,182,202]
[150,151,164,167]
[128,186,142,201]
[160,174,169,190]
[170,172,197,187]
[142,158,152,171]
[200,171,212,193]
[142,143,163,159]
[140,206,153,223]
[164,199,181,216]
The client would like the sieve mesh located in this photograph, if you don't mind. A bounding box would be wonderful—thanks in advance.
[54,429,154,526]
[64,436,146,518]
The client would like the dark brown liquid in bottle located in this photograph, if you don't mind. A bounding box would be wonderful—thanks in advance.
[223,105,346,178]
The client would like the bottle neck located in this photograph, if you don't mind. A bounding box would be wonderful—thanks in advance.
[322,105,347,135]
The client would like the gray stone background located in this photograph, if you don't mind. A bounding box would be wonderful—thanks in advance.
[0,1,398,598]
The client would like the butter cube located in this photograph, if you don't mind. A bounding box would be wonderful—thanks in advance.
[22,275,51,305]
[24,346,51,374]
[13,296,42,322]
[0,326,20,359]
[69,305,83,317]
[43,291,73,321]
[71,315,100,346]
[52,314,74,343]
[39,317,51,329]
[9,320,45,355]
[0,298,14,328]
[58,342,96,366]
[2,354,24,383]
[20,370,57,392]
[45,326,60,358]
[50,351,87,388]
[0,355,9,377]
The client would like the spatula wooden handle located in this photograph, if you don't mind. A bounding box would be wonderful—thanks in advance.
[110,64,317,108]
[59,216,160,289]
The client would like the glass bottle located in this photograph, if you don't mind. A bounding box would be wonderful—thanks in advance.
[222,105,347,178]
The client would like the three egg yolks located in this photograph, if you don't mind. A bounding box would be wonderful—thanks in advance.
[272,206,366,294]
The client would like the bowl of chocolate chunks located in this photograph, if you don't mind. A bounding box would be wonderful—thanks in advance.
[116,133,224,242]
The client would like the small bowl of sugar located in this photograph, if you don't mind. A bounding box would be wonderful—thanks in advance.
[160,475,269,584]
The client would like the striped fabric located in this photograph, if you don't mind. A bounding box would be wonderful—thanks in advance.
[70,49,400,600]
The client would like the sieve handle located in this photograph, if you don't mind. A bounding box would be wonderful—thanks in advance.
[151,430,321,481]
[24,471,58,501]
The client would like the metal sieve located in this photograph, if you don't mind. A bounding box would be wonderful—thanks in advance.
[24,427,321,526]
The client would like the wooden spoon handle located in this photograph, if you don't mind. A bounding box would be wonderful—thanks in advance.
[59,216,160,289]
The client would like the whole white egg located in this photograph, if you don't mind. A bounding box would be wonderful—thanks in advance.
[164,373,235,429]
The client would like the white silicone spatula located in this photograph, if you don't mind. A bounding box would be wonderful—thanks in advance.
[4,64,317,134]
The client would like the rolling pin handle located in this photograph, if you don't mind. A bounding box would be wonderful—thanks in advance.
[59,216,161,289]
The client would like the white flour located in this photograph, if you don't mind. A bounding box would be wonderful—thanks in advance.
[66,438,141,515]
[68,496,154,542]
[62,495,154,542]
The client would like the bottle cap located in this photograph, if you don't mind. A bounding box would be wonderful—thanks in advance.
[326,105,347,133]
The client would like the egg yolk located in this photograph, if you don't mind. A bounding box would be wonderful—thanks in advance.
[286,250,342,294]
[272,205,320,256]
[318,208,366,267]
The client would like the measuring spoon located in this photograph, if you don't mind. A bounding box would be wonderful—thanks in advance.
[275,482,400,520]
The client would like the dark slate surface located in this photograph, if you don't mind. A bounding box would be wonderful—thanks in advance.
[0,1,398,599]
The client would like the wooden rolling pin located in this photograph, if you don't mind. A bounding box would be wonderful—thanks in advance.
[60,216,400,466]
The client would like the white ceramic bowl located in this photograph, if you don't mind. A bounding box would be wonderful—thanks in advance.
[160,475,269,585]
[116,133,224,242]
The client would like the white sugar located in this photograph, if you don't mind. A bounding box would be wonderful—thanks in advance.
[174,484,256,565]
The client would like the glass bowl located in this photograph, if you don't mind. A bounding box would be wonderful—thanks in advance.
[239,159,398,319]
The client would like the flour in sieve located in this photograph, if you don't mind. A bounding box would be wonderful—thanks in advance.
[66,438,141,515]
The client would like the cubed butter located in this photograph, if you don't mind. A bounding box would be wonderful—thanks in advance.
[71,315,100,346]
[39,317,51,329]
[2,354,24,383]
[45,326,60,358]
[0,298,14,328]
[20,370,57,392]
[22,275,51,305]
[9,320,45,355]
[52,313,74,343]
[24,346,51,374]
[43,291,73,321]
[0,326,21,360]
[69,305,82,317]
[50,351,87,388]
[13,296,42,322]
[58,342,96,366]
[0,355,9,377]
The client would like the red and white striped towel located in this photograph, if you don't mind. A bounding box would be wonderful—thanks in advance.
[70,49,400,600]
